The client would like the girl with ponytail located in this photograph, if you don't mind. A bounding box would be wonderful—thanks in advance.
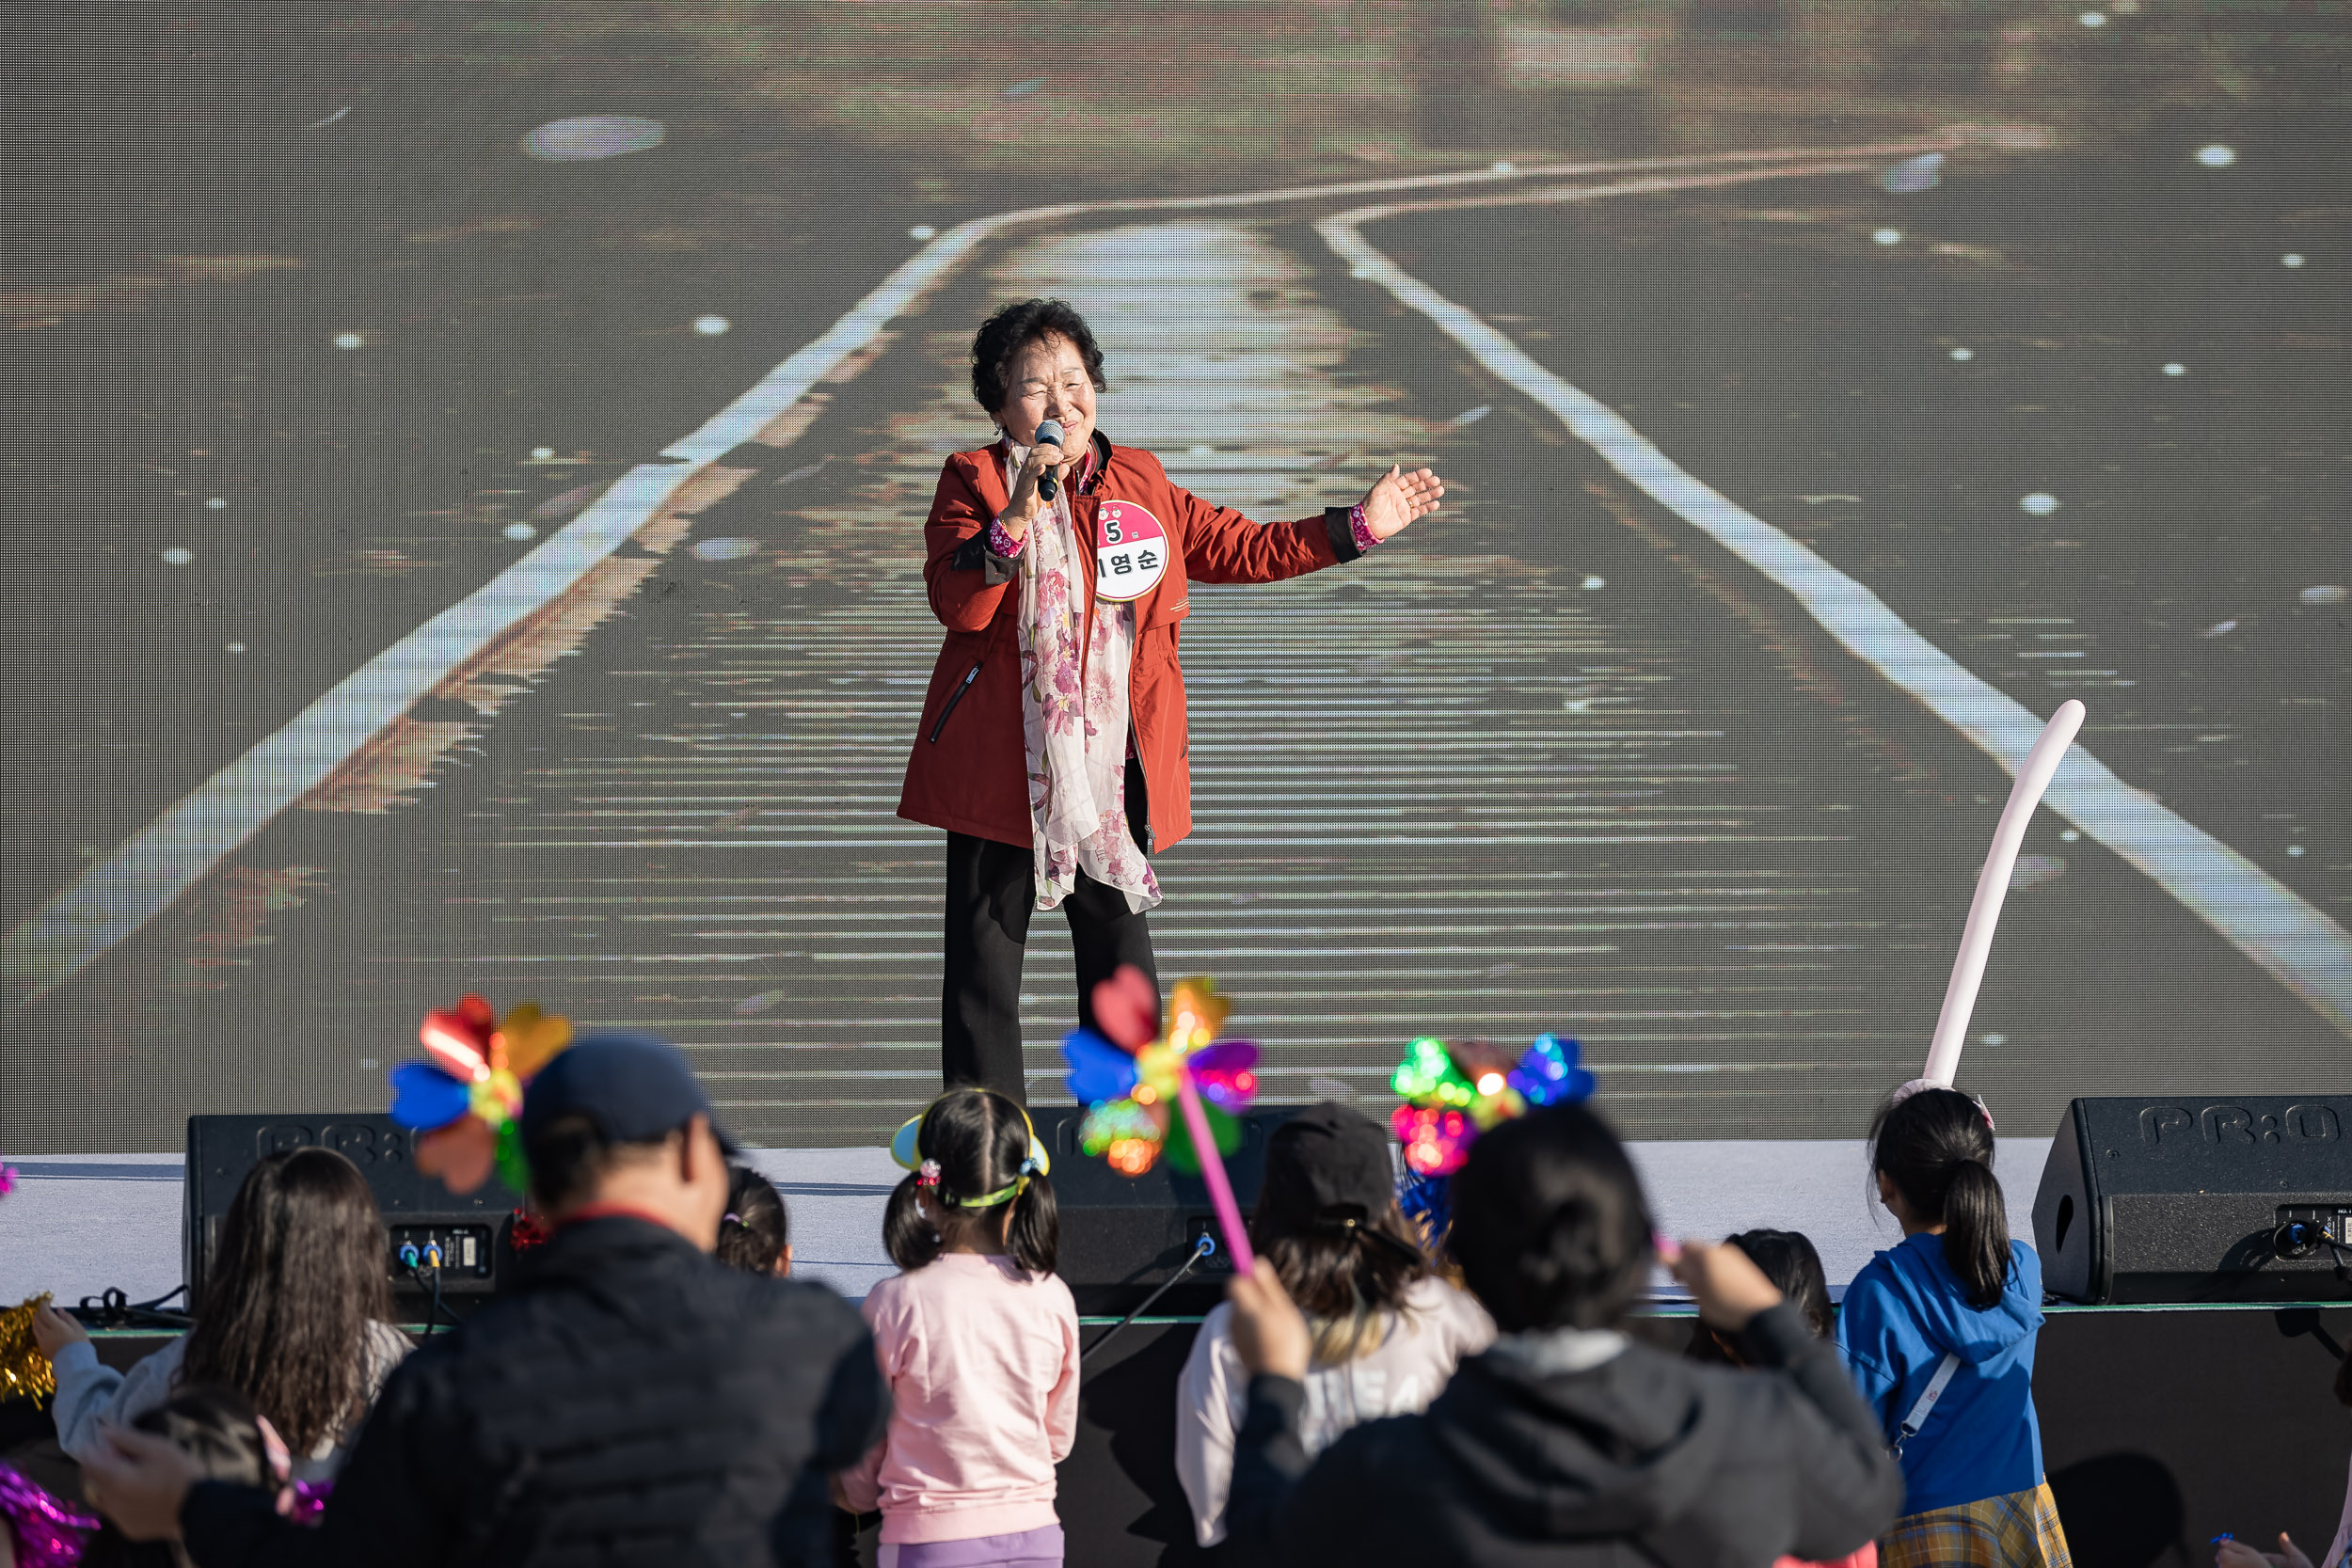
[1840,1085,2073,1568]
[1175,1102,1494,1547]
[840,1088,1080,1567]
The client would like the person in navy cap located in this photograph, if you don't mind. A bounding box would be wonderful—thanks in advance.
[81,1032,891,1568]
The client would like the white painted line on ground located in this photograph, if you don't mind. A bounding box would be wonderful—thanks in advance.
[1317,187,2352,1037]
[4,138,1962,1003]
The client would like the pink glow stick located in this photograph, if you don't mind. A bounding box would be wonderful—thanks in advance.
[1174,1073,1255,1274]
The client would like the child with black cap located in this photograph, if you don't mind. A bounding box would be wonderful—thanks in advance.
[1175,1101,1493,1548]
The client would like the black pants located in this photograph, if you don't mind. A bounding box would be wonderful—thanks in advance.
[942,780,1159,1104]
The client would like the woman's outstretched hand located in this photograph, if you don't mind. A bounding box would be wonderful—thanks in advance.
[1359,465,1444,542]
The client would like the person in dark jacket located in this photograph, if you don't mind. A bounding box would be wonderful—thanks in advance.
[78,1033,889,1568]
[1216,1101,1905,1567]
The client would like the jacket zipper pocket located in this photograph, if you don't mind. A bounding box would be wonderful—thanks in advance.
[929,661,983,743]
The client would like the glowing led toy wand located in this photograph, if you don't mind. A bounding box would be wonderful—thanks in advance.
[1920,699,2084,1086]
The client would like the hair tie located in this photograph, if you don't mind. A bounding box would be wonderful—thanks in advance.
[1019,1154,1041,1179]
[723,1212,742,1226]
[916,1160,941,1190]
[1887,1077,1997,1133]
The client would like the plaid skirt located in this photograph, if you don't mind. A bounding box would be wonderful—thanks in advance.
[1881,1482,2073,1568]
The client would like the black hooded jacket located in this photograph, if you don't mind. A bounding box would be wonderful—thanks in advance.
[1223,1303,1902,1567]
[179,1215,888,1568]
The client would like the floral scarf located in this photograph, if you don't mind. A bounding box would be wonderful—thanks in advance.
[1006,438,1161,914]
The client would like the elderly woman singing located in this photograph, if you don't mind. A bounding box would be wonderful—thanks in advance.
[898,298,1444,1101]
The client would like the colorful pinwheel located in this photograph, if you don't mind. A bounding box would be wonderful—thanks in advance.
[388,994,573,1196]
[1389,1032,1595,1178]
[1062,965,1261,1271]
[1062,970,1259,1177]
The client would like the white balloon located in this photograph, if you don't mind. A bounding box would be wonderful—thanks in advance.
[1921,700,2086,1085]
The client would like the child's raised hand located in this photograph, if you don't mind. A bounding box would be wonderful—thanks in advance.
[1226,1259,1312,1382]
[1667,1239,1785,1331]
[31,1301,88,1357]
[2216,1533,2312,1568]
[79,1422,202,1542]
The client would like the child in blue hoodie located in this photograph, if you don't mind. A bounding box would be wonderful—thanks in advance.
[1838,1085,2073,1568]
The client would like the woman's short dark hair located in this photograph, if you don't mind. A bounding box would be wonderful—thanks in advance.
[718,1164,789,1275]
[882,1087,1057,1276]
[970,298,1106,418]
[1446,1101,1654,1333]
[180,1148,392,1455]
[1871,1086,2011,1310]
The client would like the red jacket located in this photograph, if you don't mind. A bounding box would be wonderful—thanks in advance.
[897,433,1362,851]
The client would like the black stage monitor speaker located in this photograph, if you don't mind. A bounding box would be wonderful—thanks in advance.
[2033,1096,2352,1305]
[186,1115,525,1319]
[1031,1105,1308,1315]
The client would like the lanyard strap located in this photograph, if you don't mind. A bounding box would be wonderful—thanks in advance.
[1892,1353,1963,1456]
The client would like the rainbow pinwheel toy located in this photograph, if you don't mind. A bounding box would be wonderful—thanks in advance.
[1061,965,1263,1270]
[1389,1031,1596,1246]
[388,994,573,1196]
[1390,1032,1597,1178]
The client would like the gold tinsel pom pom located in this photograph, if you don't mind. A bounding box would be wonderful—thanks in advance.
[0,1292,57,1403]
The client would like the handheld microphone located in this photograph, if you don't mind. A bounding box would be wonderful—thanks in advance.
[1033,420,1065,500]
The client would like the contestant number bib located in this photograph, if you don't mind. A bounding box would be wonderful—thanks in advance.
[1092,499,1168,602]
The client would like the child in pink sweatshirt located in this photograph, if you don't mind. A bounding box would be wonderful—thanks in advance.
[841,1088,1081,1568]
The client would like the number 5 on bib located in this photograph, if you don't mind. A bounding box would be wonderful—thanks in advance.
[1093,499,1168,602]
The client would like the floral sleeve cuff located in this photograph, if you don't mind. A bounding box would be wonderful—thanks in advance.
[1323,503,1380,563]
[988,515,1025,561]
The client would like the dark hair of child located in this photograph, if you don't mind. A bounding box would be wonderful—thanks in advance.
[1687,1229,1833,1365]
[882,1087,1058,1276]
[1252,1132,1429,1365]
[717,1164,789,1275]
[1445,1101,1654,1334]
[80,1386,273,1568]
[180,1147,392,1455]
[1733,1228,1833,1336]
[1870,1085,2010,1310]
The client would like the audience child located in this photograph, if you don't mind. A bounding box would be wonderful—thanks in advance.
[76,1032,889,1567]
[1175,1102,1493,1546]
[80,1386,292,1568]
[36,1148,409,1481]
[840,1088,1080,1568]
[1217,1100,1903,1564]
[1686,1229,1875,1568]
[2212,1344,2352,1568]
[1838,1085,2070,1568]
[1688,1228,1834,1363]
[717,1164,793,1275]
